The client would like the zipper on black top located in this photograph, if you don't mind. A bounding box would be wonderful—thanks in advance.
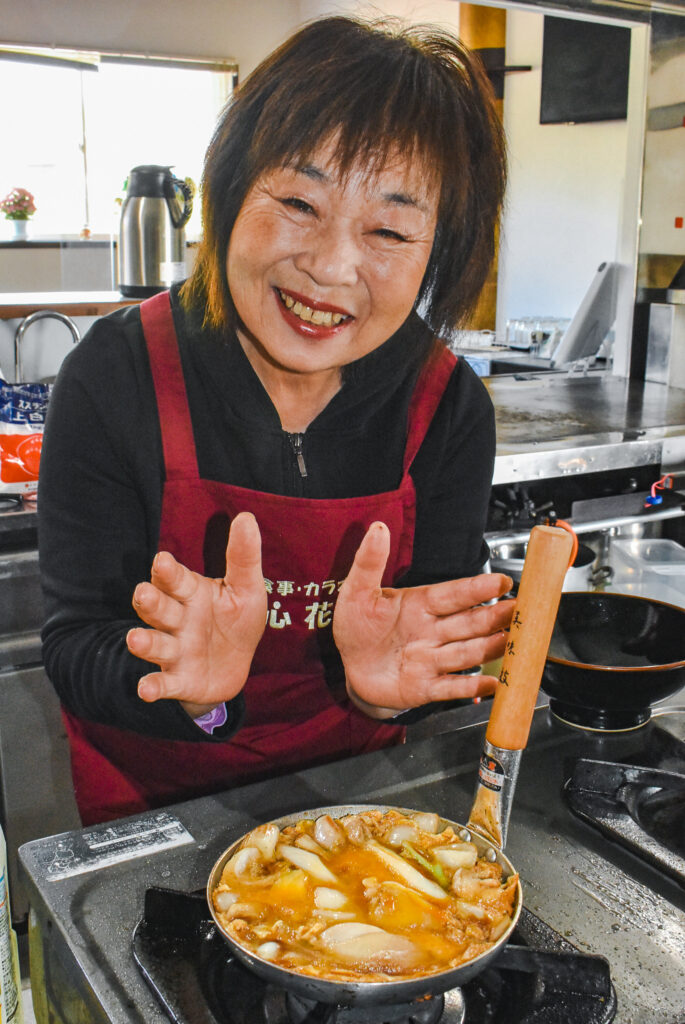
[288,432,308,478]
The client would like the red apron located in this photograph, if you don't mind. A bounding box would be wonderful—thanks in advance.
[63,292,457,825]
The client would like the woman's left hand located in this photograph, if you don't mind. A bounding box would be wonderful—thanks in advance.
[332,522,514,718]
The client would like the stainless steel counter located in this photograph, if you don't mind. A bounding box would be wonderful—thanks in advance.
[486,373,685,484]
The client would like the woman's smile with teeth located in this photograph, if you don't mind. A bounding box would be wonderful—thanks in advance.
[278,289,349,326]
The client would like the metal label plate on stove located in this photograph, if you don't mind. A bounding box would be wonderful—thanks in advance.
[34,812,194,881]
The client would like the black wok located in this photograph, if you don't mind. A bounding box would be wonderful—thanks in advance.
[542,591,685,730]
[206,804,522,1007]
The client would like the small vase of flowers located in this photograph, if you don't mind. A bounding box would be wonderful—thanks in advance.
[0,188,37,240]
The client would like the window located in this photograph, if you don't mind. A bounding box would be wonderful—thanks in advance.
[0,47,236,238]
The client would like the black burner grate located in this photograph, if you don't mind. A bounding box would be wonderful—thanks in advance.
[132,888,616,1024]
[284,989,446,1023]
[558,707,685,888]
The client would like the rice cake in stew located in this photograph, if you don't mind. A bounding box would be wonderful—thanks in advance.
[211,808,519,982]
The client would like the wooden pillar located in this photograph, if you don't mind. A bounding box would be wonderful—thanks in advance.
[459,5,506,332]
[459,5,506,53]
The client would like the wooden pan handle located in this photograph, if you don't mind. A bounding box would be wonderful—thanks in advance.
[485,524,573,751]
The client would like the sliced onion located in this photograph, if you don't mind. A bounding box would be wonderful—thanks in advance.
[214,890,238,912]
[368,842,448,901]
[387,824,419,847]
[294,834,325,854]
[314,886,348,909]
[410,812,441,834]
[256,941,281,960]
[278,844,337,883]
[245,824,279,861]
[319,922,420,965]
[230,846,261,877]
[433,844,478,869]
[314,814,347,851]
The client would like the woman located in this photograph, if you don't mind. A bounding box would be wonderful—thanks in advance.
[38,16,513,826]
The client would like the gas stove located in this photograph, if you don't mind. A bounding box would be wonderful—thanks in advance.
[132,888,616,1024]
[17,695,685,1024]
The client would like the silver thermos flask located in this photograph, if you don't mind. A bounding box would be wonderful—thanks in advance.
[118,165,193,298]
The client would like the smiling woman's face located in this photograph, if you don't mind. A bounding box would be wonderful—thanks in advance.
[226,139,439,383]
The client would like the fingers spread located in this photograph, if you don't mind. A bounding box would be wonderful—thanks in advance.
[127,626,179,668]
[423,573,513,617]
[138,669,205,704]
[132,581,185,632]
[434,597,514,644]
[432,630,508,676]
[423,672,498,703]
[340,521,390,599]
[137,672,165,703]
[150,550,201,603]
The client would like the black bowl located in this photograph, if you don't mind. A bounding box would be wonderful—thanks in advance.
[542,591,685,731]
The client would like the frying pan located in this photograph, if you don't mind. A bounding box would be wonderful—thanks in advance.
[207,802,519,1006]
[207,525,574,1007]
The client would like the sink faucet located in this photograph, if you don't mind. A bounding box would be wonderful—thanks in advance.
[14,310,81,383]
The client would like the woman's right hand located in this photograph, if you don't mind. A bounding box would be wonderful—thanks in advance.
[126,511,267,717]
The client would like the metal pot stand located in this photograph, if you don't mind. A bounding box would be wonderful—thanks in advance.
[564,758,685,887]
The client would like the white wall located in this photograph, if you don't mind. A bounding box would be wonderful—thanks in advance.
[497,12,648,339]
[298,0,459,29]
[640,47,685,256]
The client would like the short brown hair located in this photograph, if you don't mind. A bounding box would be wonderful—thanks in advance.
[181,16,506,338]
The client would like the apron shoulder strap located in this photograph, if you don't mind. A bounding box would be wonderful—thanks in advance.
[402,338,457,473]
[140,291,200,480]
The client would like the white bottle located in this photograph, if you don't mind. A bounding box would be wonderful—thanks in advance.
[0,828,23,1024]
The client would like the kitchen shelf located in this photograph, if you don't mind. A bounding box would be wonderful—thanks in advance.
[0,291,141,320]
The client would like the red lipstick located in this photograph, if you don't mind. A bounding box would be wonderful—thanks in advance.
[273,288,353,339]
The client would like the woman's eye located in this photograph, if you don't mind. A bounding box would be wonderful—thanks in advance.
[373,228,409,242]
[281,197,315,215]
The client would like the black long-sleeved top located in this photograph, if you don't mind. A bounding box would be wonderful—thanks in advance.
[38,285,495,742]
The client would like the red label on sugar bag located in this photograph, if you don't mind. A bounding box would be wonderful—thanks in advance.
[0,430,43,483]
[0,381,50,493]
